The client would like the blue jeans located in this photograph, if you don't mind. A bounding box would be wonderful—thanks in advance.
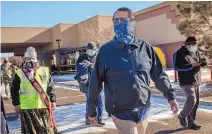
[85,92,103,120]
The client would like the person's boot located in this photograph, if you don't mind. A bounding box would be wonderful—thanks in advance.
[188,123,201,130]
[178,115,188,127]
[98,120,105,126]
[85,117,90,125]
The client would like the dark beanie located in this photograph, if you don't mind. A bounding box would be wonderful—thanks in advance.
[185,36,197,43]
[87,42,97,49]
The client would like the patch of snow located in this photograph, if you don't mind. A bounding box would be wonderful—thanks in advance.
[52,74,76,82]
[8,97,212,134]
[55,84,79,91]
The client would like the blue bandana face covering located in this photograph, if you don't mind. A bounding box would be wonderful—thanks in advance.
[114,20,136,44]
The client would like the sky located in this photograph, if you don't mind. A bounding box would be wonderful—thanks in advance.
[1,1,162,27]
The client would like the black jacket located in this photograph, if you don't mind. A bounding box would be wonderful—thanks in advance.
[174,46,207,86]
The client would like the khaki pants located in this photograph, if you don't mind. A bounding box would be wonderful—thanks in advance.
[112,115,148,134]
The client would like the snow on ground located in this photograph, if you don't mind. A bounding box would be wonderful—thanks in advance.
[52,69,212,91]
[52,74,75,82]
[3,69,212,133]
[7,97,212,134]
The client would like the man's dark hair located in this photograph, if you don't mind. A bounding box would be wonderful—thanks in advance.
[113,7,135,19]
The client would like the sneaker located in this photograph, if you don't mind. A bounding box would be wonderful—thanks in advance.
[98,120,105,126]
[86,117,90,125]
[178,115,188,127]
[188,123,201,130]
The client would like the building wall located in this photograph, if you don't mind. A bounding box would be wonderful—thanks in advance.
[1,2,187,68]
[62,24,79,48]
[135,1,185,68]
[157,41,183,68]
[136,14,185,44]
[97,15,114,45]
[1,27,52,43]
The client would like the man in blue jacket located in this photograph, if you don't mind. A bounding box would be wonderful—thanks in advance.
[75,42,105,126]
[87,7,179,134]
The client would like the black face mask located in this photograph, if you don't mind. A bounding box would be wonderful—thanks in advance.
[4,60,8,63]
[25,60,37,69]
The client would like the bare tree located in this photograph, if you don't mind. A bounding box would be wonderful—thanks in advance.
[177,1,212,58]
[79,16,114,47]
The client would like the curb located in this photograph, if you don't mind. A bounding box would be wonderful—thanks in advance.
[152,94,212,106]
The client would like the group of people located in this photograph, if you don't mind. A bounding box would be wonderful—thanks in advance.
[1,7,208,134]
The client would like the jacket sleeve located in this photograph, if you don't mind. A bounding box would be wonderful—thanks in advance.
[47,75,56,102]
[75,55,92,84]
[87,50,105,117]
[11,73,21,106]
[149,46,176,102]
[175,51,193,69]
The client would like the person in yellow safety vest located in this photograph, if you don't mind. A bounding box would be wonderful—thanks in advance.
[11,47,58,134]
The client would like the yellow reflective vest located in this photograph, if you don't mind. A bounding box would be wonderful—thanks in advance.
[16,67,50,109]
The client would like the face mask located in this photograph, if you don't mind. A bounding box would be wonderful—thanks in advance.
[25,60,37,69]
[87,50,96,57]
[186,45,198,53]
[114,20,136,44]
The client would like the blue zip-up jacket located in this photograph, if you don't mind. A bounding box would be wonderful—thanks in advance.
[75,53,95,93]
[88,37,176,116]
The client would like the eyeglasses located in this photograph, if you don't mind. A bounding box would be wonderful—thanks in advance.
[112,17,135,23]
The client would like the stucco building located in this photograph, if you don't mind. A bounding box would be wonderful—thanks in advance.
[1,1,186,68]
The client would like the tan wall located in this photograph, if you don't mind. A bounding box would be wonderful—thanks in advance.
[45,24,62,51]
[62,24,79,48]
[1,27,52,43]
[77,16,100,46]
[136,14,185,44]
[97,16,114,45]
[135,1,185,45]
[157,41,183,68]
[61,23,75,32]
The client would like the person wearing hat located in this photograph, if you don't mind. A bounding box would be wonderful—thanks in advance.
[11,47,58,134]
[174,36,207,130]
[1,57,13,99]
[75,42,105,126]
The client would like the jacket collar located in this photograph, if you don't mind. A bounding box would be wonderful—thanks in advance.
[112,36,139,50]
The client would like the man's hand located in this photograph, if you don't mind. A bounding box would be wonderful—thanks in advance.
[191,63,201,67]
[168,100,179,114]
[90,63,94,68]
[14,105,20,113]
[88,116,98,125]
[51,102,56,110]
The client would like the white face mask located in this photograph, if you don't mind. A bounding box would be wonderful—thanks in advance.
[87,50,96,57]
[186,45,198,53]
